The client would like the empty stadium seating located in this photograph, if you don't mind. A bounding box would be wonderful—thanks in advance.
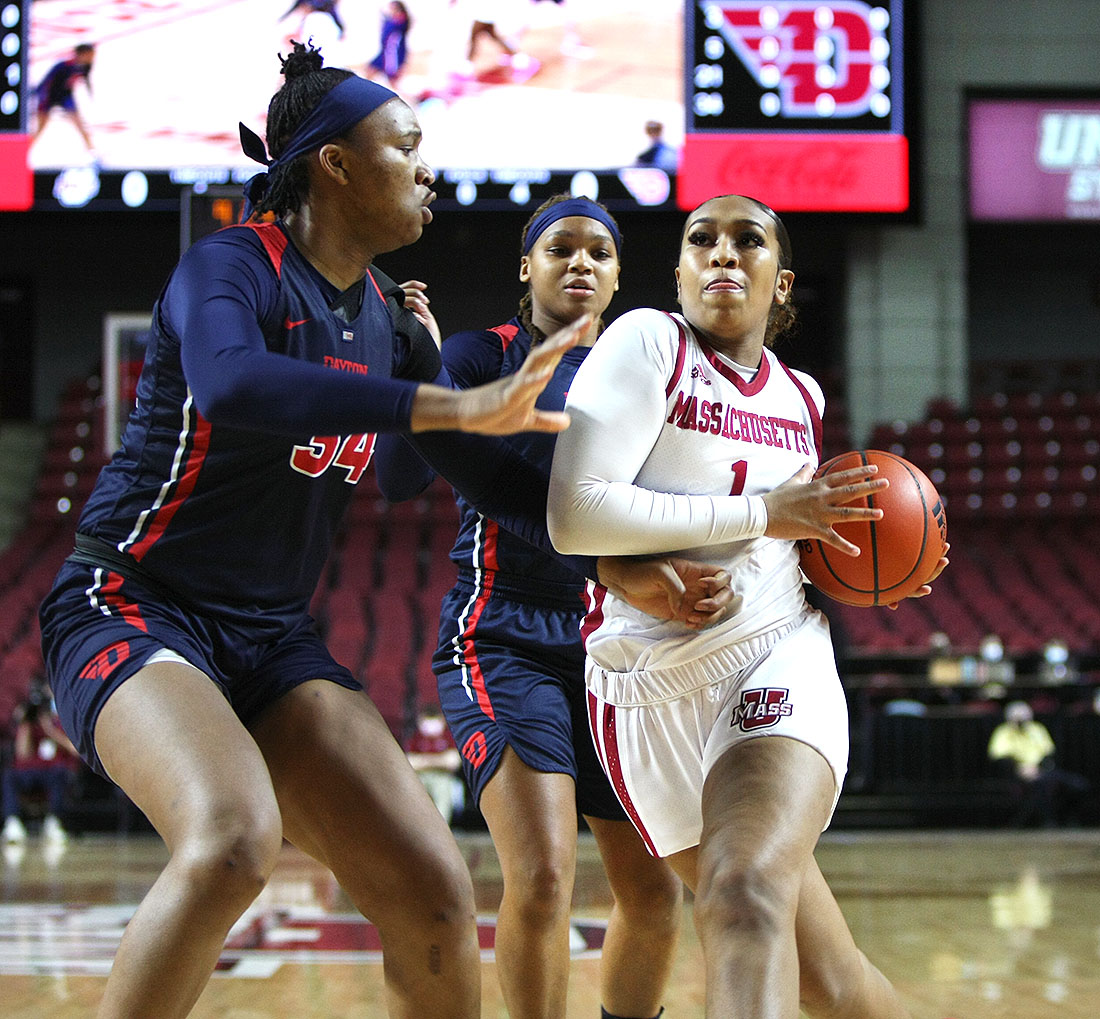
[2,363,1097,760]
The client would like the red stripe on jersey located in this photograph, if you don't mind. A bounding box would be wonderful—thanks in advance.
[589,694,659,857]
[99,571,149,633]
[244,222,289,277]
[365,268,386,304]
[662,313,688,398]
[488,323,520,353]
[480,518,500,571]
[128,409,213,562]
[579,581,606,649]
[702,342,771,395]
[779,361,823,460]
[458,569,497,721]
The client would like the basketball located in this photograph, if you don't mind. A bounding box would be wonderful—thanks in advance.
[798,449,947,607]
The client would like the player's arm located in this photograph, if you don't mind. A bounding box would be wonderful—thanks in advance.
[172,233,579,439]
[547,312,770,555]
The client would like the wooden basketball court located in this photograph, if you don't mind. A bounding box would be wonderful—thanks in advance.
[3,828,1099,1017]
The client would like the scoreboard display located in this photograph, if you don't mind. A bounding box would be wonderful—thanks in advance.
[680,1,911,213]
[0,0,30,210]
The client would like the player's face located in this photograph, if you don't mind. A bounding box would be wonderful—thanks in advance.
[341,99,435,255]
[675,195,793,358]
[520,216,620,338]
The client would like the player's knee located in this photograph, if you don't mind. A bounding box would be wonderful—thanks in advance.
[175,803,283,903]
[693,856,791,943]
[611,862,683,933]
[509,849,574,926]
[410,852,478,931]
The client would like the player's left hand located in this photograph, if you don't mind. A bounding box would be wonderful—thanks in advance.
[400,279,442,349]
[597,555,733,629]
[885,544,950,610]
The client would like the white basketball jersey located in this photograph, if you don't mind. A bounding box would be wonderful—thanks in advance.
[574,309,825,687]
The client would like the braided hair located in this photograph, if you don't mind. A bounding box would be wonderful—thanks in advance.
[517,195,622,346]
[254,41,354,218]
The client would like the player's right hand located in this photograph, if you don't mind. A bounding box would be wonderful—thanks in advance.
[454,314,589,435]
[762,464,887,555]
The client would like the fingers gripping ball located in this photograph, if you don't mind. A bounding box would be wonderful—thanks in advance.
[798,450,948,607]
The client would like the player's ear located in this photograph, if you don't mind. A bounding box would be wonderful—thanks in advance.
[774,268,794,305]
[519,256,531,283]
[317,142,349,184]
[674,266,681,304]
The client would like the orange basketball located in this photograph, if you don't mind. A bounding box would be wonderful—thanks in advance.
[797,450,947,607]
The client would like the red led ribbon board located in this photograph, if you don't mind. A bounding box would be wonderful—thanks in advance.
[683,1,910,213]
[678,132,909,212]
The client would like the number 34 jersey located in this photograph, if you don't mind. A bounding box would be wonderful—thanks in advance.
[76,223,413,633]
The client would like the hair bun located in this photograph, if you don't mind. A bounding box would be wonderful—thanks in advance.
[280,40,325,80]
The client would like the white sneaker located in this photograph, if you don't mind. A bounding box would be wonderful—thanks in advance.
[42,815,67,844]
[2,816,27,844]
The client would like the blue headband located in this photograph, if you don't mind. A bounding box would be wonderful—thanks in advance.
[239,75,398,221]
[522,198,622,255]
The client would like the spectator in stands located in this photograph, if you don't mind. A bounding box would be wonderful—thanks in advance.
[635,119,679,172]
[988,701,1089,827]
[2,681,79,845]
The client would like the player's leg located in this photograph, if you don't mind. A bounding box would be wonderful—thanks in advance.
[796,858,913,1019]
[70,112,95,153]
[665,840,909,1019]
[692,736,835,1019]
[586,815,682,1019]
[30,107,49,141]
[92,660,284,1019]
[479,748,578,1019]
[249,680,480,1019]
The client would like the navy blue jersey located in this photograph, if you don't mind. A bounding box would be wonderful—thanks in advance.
[443,318,588,605]
[36,59,91,109]
[73,222,429,634]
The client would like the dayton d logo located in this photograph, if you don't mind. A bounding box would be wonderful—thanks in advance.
[705,1,892,118]
[733,687,793,731]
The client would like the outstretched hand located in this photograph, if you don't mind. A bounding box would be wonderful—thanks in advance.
[409,315,587,435]
[597,555,734,630]
[455,314,589,435]
[762,463,888,556]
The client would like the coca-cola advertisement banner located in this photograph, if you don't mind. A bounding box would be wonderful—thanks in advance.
[969,96,1100,221]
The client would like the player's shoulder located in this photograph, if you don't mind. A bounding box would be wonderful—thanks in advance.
[179,223,282,275]
[445,319,529,354]
[770,353,825,409]
[600,308,688,362]
[442,319,527,381]
[608,307,679,333]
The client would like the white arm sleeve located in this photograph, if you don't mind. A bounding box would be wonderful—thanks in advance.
[547,310,768,556]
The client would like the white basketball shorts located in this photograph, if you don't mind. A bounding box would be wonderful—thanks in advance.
[585,610,849,858]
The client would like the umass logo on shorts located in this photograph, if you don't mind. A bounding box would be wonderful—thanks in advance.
[732,687,793,731]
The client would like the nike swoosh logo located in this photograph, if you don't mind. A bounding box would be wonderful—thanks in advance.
[285,316,311,329]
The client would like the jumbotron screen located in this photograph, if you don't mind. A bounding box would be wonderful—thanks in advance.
[20,0,913,214]
[680,0,911,213]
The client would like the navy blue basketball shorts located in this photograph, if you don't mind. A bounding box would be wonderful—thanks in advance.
[39,561,361,780]
[433,582,625,821]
